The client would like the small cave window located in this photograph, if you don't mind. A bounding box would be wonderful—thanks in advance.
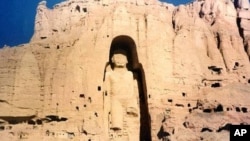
[75,5,80,12]
[211,82,221,88]
[241,107,248,113]
[167,99,173,103]
[94,112,98,117]
[236,107,241,112]
[97,86,101,91]
[203,109,212,113]
[79,94,85,98]
[83,8,87,12]
[208,66,222,74]
[214,104,223,112]
[235,62,239,67]
[182,92,186,97]
[189,109,192,113]
[36,119,42,125]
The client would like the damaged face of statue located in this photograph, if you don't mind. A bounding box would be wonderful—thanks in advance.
[111,51,128,67]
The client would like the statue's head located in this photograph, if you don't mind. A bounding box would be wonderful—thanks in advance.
[111,49,128,67]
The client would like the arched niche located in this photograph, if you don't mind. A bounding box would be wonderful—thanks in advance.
[104,35,151,141]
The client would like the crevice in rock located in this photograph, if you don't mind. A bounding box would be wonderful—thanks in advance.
[0,115,36,125]
[217,123,231,132]
[45,115,68,122]
[236,17,244,38]
[175,104,184,107]
[40,37,47,40]
[216,33,221,50]
[183,121,189,128]
[201,127,213,132]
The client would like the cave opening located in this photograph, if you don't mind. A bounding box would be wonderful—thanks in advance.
[104,35,151,141]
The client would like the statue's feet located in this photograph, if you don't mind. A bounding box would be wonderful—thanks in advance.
[126,107,138,117]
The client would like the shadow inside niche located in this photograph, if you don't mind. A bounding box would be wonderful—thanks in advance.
[157,126,170,141]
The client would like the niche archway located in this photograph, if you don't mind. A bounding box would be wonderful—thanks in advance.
[104,35,151,141]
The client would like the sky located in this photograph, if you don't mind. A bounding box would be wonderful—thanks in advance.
[0,0,191,48]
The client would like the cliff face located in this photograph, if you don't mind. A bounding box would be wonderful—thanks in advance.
[0,0,250,140]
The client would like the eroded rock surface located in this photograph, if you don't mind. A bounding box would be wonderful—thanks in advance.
[0,0,250,140]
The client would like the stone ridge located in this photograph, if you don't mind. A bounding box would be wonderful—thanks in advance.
[0,0,249,140]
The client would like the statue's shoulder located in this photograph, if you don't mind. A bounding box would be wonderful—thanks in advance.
[125,71,133,78]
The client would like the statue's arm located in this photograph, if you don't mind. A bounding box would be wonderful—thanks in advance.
[103,72,111,138]
[133,72,139,105]
[103,72,111,111]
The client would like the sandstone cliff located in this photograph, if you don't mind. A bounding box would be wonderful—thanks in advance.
[0,0,250,141]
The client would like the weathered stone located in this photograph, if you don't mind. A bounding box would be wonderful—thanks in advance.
[237,0,250,9]
[241,18,250,30]
[238,9,250,19]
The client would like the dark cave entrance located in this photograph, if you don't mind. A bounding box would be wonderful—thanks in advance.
[104,35,151,141]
